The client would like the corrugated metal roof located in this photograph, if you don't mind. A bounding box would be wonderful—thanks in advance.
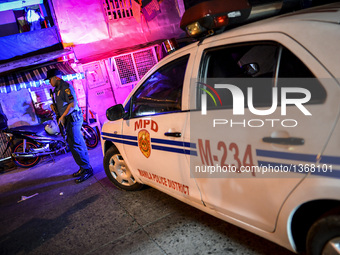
[0,61,78,93]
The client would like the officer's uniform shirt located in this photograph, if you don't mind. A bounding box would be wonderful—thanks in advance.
[54,80,80,116]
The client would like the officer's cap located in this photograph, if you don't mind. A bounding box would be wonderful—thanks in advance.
[45,69,63,80]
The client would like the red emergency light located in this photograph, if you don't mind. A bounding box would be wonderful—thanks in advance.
[180,0,300,38]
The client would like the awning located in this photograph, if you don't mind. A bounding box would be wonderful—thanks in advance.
[0,27,61,61]
[0,49,72,74]
[0,62,84,93]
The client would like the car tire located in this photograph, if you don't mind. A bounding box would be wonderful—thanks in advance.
[306,214,340,255]
[103,146,143,191]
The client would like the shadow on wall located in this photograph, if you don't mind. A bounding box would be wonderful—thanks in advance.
[0,89,38,128]
[22,101,36,122]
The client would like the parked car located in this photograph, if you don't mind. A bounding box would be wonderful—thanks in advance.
[101,3,340,254]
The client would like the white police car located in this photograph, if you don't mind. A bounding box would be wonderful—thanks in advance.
[101,2,340,254]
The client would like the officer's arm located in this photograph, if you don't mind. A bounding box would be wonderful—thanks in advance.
[58,102,75,125]
[50,103,56,113]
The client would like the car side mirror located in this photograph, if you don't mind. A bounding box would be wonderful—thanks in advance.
[106,104,125,121]
[242,63,260,76]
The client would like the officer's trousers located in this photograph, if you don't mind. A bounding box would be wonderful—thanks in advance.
[65,118,91,170]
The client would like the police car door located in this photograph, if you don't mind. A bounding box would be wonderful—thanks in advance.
[188,34,340,232]
[121,49,202,205]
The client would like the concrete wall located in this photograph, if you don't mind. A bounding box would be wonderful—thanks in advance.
[73,46,159,125]
[0,10,19,37]
[52,0,185,62]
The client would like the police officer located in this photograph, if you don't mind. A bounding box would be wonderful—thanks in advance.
[45,68,93,183]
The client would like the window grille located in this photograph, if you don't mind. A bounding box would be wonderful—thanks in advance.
[115,54,138,85]
[102,0,134,21]
[133,49,157,79]
[113,47,158,87]
[0,133,11,160]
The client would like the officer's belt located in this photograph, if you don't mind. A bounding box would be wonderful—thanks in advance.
[65,110,82,122]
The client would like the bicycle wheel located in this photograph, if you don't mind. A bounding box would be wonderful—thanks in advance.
[82,125,99,149]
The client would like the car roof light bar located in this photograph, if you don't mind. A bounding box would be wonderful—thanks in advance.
[180,0,302,38]
[180,0,251,37]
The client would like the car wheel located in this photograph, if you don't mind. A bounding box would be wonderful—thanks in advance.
[103,146,143,191]
[306,214,340,255]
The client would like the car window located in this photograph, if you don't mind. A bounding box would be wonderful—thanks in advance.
[277,47,326,104]
[124,98,131,116]
[199,42,278,110]
[130,55,189,118]
[198,41,326,110]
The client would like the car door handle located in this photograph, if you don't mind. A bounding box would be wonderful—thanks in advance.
[262,137,304,145]
[164,132,182,137]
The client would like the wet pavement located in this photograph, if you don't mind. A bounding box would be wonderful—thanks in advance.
[0,146,295,255]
